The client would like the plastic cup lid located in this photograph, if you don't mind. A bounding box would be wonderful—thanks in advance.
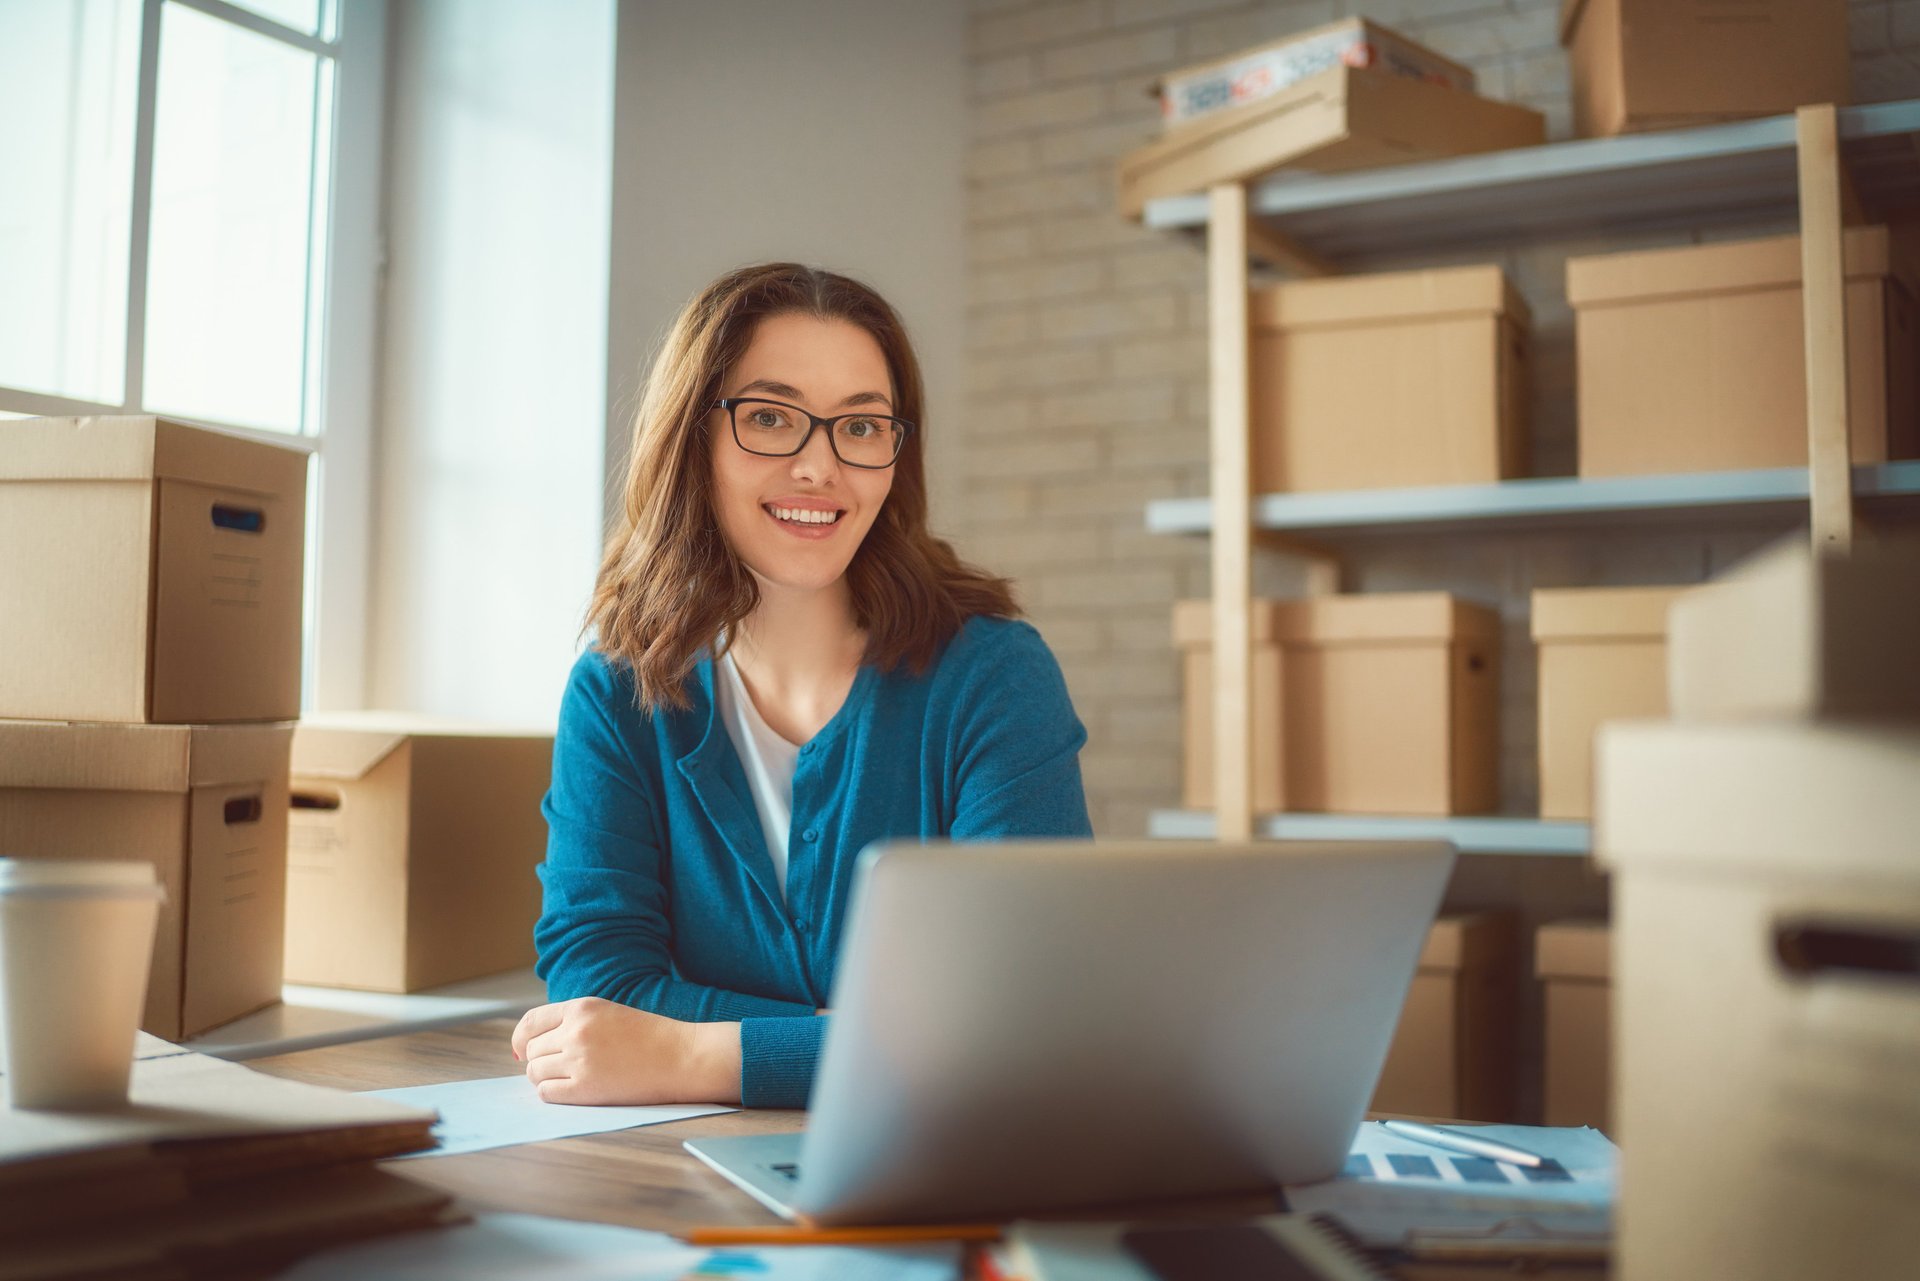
[0,858,159,892]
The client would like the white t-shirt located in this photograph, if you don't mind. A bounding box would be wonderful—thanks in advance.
[714,650,801,901]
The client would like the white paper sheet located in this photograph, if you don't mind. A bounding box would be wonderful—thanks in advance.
[279,1212,962,1281]
[363,1074,733,1158]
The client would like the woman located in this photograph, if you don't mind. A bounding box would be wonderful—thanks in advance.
[511,263,1093,1109]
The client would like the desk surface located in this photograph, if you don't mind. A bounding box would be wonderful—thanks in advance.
[249,1020,1608,1280]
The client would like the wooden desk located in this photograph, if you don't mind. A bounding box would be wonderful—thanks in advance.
[249,1020,1607,1279]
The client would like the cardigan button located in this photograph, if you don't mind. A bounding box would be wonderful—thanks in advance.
[801,828,819,842]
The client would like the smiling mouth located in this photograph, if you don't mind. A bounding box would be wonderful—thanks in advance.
[764,504,844,526]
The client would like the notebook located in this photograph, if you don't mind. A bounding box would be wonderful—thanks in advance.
[1004,1214,1393,1281]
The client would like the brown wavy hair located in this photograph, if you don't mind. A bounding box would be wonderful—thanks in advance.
[587,262,1018,712]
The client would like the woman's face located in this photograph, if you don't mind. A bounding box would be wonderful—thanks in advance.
[710,312,898,598]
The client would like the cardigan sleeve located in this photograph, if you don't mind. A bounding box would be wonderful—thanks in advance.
[947,620,1095,840]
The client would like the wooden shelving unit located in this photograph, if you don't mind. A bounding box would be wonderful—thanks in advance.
[1146,811,1590,858]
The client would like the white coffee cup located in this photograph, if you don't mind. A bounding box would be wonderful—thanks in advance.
[0,858,165,1110]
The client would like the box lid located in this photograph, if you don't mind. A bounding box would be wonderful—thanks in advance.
[292,712,553,781]
[1536,919,1611,979]
[1419,910,1516,970]
[0,417,313,496]
[1567,226,1904,309]
[1256,264,1530,329]
[1531,585,1689,643]
[0,721,294,793]
[1174,594,1500,645]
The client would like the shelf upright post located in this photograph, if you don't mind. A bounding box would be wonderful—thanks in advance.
[1208,181,1255,842]
[1794,103,1857,554]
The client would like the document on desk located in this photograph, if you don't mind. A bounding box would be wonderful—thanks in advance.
[1284,1122,1617,1252]
[363,1074,733,1159]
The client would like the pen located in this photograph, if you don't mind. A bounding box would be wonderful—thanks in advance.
[676,1223,1005,1246]
[1380,1120,1548,1169]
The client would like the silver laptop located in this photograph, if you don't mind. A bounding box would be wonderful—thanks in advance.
[684,838,1453,1225]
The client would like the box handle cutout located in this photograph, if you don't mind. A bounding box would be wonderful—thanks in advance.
[211,504,265,534]
[1776,920,1920,986]
[291,791,342,812]
[224,795,263,826]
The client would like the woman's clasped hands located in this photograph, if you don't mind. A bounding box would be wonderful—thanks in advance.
[510,997,743,1106]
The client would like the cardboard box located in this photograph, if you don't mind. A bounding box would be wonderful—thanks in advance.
[1568,227,1918,478]
[1596,719,1920,1280]
[1372,911,1518,1122]
[1252,265,1530,494]
[1560,0,1849,138]
[0,720,292,1040]
[0,416,310,724]
[1174,594,1500,815]
[287,713,552,992]
[1154,18,1475,130]
[1532,586,1686,820]
[1118,65,1545,220]
[1536,919,1611,1132]
[1669,534,1920,724]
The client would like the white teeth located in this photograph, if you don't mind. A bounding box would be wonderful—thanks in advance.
[770,505,839,525]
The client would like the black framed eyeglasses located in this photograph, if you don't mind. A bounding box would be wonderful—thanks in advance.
[711,397,913,470]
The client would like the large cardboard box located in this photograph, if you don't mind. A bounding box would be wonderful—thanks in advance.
[1536,919,1611,1132]
[1568,227,1918,479]
[0,416,310,724]
[287,714,552,992]
[1669,534,1920,724]
[1118,64,1544,219]
[1174,595,1500,815]
[1560,0,1849,139]
[1371,911,1518,1123]
[1532,586,1685,820]
[0,720,292,1039]
[1252,265,1529,494]
[1596,719,1920,1280]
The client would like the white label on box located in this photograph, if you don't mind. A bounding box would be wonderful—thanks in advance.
[1161,29,1473,125]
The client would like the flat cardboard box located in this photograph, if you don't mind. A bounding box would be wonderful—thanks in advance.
[1535,919,1611,1132]
[1668,533,1920,724]
[0,720,293,1039]
[1154,18,1475,130]
[1371,911,1518,1122]
[1252,265,1529,494]
[1568,227,1918,478]
[0,415,310,724]
[1595,719,1920,1280]
[1175,594,1500,815]
[287,713,552,992]
[1532,586,1686,820]
[1118,64,1544,219]
[1560,0,1849,138]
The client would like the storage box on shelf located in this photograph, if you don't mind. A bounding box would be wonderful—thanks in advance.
[1250,265,1529,494]
[1532,586,1686,821]
[1536,919,1611,1132]
[1371,911,1517,1122]
[1568,227,1918,479]
[287,714,553,993]
[1173,595,1499,817]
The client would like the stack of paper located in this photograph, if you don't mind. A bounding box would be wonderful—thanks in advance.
[0,1039,456,1279]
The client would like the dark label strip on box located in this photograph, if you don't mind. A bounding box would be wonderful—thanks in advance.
[1777,921,1920,984]
[291,792,342,811]
[224,795,263,825]
[211,504,265,533]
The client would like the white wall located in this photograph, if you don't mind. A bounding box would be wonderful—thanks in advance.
[371,0,614,726]
[606,0,969,537]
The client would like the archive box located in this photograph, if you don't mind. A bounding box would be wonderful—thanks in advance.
[287,714,552,992]
[1536,919,1612,1132]
[1371,910,1518,1122]
[1559,0,1848,138]
[0,719,293,1039]
[1567,227,1918,479]
[0,416,309,724]
[1597,719,1920,1280]
[1251,265,1530,493]
[1174,594,1500,816]
[1531,585,1686,820]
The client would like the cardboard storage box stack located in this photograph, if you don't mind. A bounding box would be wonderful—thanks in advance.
[1119,19,1544,218]
[0,416,308,1039]
[1595,535,1920,1279]
[1174,594,1499,815]
[1371,911,1517,1122]
[1532,586,1686,820]
[288,713,552,992]
[1559,0,1849,138]
[1535,919,1611,1131]
[1252,264,1530,493]
[1568,227,1918,479]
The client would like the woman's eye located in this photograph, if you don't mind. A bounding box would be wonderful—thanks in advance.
[844,418,876,438]
[749,410,785,429]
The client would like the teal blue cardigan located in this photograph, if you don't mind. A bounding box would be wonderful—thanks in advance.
[533,615,1094,1108]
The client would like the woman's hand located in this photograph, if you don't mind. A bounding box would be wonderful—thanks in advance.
[511,997,741,1106]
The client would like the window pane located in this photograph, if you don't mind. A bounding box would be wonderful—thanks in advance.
[144,1,321,434]
[0,0,141,404]
[225,0,323,38]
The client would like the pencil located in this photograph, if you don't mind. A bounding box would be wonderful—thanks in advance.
[677,1223,1005,1246]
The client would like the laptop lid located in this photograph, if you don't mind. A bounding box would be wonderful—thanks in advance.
[790,838,1454,1225]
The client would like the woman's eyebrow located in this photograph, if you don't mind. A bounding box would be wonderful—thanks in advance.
[736,377,893,409]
